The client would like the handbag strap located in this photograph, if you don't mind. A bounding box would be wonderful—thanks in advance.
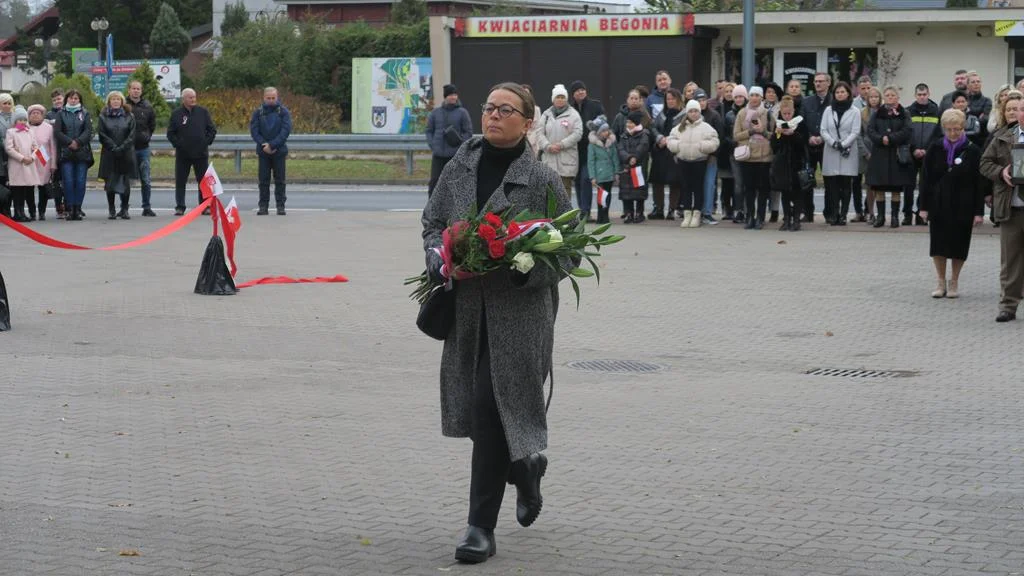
[545,365,554,413]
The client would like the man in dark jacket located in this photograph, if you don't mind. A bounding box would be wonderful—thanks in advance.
[906,83,941,226]
[167,88,217,215]
[250,86,292,215]
[697,89,724,224]
[570,80,605,222]
[799,72,832,222]
[646,70,671,117]
[939,69,969,113]
[965,71,993,147]
[425,84,472,197]
[44,89,65,218]
[127,81,157,217]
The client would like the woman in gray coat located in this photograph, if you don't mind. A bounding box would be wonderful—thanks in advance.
[421,82,576,565]
[821,82,861,225]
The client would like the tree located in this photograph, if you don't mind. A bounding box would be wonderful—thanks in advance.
[471,0,531,16]
[0,0,33,39]
[220,1,249,37]
[640,0,864,10]
[54,0,211,60]
[128,61,172,123]
[391,0,427,25]
[945,0,978,6]
[150,2,191,60]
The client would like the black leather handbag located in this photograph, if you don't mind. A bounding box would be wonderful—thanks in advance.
[416,284,455,340]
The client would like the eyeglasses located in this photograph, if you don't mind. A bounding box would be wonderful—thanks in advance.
[481,103,526,119]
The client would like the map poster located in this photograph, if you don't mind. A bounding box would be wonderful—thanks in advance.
[351,57,432,134]
[91,59,181,102]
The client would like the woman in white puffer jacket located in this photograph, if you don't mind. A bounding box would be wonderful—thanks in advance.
[536,84,583,197]
[667,100,720,227]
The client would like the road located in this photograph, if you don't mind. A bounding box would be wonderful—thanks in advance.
[75,184,831,214]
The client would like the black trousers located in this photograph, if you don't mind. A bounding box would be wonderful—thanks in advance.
[824,176,853,222]
[595,180,612,224]
[904,160,923,216]
[740,162,770,221]
[780,173,802,220]
[678,160,706,211]
[174,155,209,210]
[429,156,452,197]
[721,177,735,215]
[11,186,33,217]
[852,174,864,215]
[468,316,512,530]
[806,145,823,217]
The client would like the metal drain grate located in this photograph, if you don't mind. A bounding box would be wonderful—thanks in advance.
[567,360,667,374]
[805,368,918,379]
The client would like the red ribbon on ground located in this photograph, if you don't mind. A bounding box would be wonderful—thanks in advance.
[236,275,349,289]
[0,197,214,251]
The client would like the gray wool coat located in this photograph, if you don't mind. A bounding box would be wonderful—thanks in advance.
[421,136,577,462]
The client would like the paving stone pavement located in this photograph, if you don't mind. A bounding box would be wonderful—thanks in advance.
[1,212,1023,576]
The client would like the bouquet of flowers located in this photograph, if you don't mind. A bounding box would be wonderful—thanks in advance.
[407,188,625,308]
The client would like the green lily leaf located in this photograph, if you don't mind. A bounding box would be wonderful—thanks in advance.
[570,267,594,278]
[568,275,581,309]
[590,222,612,235]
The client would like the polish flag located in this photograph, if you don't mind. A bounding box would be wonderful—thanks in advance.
[223,196,242,233]
[217,196,241,277]
[34,146,50,167]
[200,164,224,199]
[630,166,645,188]
[596,185,610,208]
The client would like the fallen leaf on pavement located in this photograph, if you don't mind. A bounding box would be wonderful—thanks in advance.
[118,549,141,557]
[777,240,787,245]
[359,538,372,546]
[825,331,834,337]
[108,502,132,508]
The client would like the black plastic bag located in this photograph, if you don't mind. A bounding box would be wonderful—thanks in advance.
[194,236,237,295]
[0,268,10,331]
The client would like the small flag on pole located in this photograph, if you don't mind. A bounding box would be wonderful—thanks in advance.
[630,166,645,188]
[596,185,610,208]
[200,164,224,199]
[34,146,50,167]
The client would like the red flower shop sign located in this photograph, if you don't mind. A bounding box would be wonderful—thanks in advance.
[461,14,694,38]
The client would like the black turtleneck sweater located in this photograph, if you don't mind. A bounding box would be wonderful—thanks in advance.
[476,138,526,211]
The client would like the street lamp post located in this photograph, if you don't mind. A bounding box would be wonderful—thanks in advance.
[90,17,109,58]
[33,36,60,84]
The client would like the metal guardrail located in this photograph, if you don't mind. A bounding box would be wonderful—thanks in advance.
[90,134,431,175]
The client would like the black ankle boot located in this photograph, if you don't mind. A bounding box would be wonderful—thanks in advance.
[119,194,131,219]
[873,201,885,228]
[791,213,801,231]
[107,193,117,220]
[509,453,547,527]
[455,525,496,564]
[890,202,901,228]
[769,210,779,223]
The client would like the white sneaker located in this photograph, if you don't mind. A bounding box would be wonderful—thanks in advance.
[690,212,702,228]
[680,210,691,228]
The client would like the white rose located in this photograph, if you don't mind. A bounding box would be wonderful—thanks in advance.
[547,229,563,244]
[511,252,535,274]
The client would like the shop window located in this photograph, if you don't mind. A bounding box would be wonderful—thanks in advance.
[725,48,773,86]
[827,48,877,96]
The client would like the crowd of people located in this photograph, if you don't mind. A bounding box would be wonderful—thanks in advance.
[419,70,1024,321]
[0,85,293,222]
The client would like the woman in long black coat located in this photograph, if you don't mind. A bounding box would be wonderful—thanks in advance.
[769,96,808,231]
[866,86,915,228]
[649,87,683,220]
[919,109,985,299]
[97,91,137,220]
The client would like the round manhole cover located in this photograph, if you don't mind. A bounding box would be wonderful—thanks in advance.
[566,360,667,374]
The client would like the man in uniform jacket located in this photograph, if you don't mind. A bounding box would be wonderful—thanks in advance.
[906,83,941,226]
[250,86,293,215]
[800,72,832,222]
[127,81,157,217]
[570,80,605,222]
[425,84,473,197]
[167,88,217,215]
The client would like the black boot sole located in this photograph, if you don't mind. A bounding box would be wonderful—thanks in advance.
[517,455,547,527]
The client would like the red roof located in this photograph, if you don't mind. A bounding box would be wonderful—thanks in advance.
[0,6,60,51]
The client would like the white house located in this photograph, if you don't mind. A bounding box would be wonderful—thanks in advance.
[697,7,1024,99]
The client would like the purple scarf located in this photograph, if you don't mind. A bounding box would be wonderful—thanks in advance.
[943,133,967,166]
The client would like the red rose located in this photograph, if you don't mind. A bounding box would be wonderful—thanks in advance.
[506,221,522,239]
[488,240,506,259]
[478,224,497,242]
[484,212,503,229]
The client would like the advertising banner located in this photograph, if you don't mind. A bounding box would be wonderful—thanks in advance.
[463,14,692,38]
